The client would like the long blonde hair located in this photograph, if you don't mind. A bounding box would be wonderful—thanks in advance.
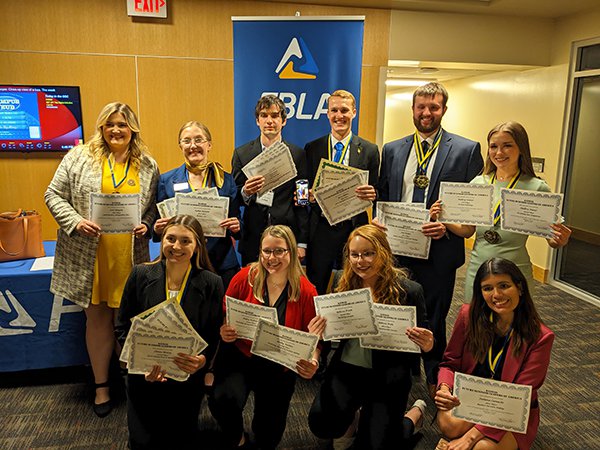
[337,225,409,305]
[87,102,149,169]
[248,225,303,303]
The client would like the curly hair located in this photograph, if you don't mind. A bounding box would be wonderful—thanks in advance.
[336,225,409,305]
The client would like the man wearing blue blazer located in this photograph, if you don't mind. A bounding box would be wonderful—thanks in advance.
[377,82,483,393]
[305,90,379,296]
[232,95,309,266]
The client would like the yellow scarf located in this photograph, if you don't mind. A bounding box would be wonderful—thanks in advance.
[184,160,225,188]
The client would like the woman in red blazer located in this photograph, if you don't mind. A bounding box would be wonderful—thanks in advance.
[209,224,320,450]
[435,258,554,450]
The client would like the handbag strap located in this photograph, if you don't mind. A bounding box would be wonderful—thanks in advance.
[0,215,29,256]
[0,209,23,220]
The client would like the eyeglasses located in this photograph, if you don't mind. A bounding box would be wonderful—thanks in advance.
[261,248,289,258]
[348,251,376,262]
[180,137,208,146]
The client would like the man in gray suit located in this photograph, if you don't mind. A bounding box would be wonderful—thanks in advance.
[378,82,483,394]
[232,95,308,266]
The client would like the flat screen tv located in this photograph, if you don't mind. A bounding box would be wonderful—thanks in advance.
[0,85,84,152]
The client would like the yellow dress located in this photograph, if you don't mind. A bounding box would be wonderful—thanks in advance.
[91,157,140,308]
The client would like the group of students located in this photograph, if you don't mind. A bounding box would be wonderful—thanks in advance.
[44,81,570,450]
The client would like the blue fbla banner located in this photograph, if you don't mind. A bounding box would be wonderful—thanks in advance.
[232,16,365,148]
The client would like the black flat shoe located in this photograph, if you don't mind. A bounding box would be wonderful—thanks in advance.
[93,381,112,418]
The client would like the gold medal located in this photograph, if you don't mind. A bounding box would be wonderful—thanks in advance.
[413,174,429,189]
[128,179,136,186]
[484,229,501,244]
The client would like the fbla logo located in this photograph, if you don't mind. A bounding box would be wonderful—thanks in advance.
[275,37,319,80]
[0,290,36,336]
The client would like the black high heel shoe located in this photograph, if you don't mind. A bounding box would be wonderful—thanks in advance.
[93,381,112,418]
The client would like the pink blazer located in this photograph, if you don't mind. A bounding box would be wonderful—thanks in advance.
[438,304,554,449]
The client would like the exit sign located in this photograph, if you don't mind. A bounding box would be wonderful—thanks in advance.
[127,0,167,18]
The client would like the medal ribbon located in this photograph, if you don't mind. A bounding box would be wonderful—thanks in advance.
[165,264,192,304]
[328,135,350,164]
[490,170,521,225]
[488,312,513,377]
[414,128,443,175]
[107,154,131,190]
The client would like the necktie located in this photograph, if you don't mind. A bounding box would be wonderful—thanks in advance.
[412,141,428,203]
[333,141,344,163]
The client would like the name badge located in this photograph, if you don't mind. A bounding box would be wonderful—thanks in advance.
[256,190,274,207]
[173,182,189,192]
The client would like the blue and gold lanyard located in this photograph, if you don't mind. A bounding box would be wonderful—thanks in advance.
[107,154,131,191]
[488,312,513,378]
[490,170,520,225]
[186,169,210,190]
[165,264,192,304]
[414,129,443,175]
[328,135,350,164]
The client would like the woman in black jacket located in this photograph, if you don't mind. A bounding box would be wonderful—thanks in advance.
[116,215,224,449]
[308,224,433,449]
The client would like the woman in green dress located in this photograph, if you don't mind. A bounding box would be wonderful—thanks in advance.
[431,121,571,300]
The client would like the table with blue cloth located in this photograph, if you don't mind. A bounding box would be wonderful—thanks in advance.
[0,241,162,372]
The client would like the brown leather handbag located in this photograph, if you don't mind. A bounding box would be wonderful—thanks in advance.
[0,209,45,262]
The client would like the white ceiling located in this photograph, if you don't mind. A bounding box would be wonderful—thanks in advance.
[263,0,600,20]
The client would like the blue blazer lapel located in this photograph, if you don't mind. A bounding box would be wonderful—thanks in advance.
[428,130,451,203]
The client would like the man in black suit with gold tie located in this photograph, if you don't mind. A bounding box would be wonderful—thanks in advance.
[232,95,309,266]
[305,90,379,295]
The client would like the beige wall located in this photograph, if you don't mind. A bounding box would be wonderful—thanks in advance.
[0,0,390,239]
[389,10,554,66]
[384,6,600,279]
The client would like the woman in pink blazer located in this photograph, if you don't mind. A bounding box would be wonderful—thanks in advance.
[435,258,554,450]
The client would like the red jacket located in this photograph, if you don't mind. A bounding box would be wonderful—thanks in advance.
[224,266,318,357]
[438,304,554,450]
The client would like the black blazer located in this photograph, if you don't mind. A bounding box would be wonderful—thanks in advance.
[334,278,428,371]
[116,261,224,365]
[232,137,309,262]
[304,134,380,237]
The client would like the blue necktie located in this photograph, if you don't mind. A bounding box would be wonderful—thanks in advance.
[333,141,344,163]
[412,140,428,203]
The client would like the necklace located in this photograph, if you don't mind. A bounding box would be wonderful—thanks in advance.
[267,279,286,289]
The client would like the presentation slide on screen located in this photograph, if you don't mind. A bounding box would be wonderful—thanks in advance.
[0,85,83,152]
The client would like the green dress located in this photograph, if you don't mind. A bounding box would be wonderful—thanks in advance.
[463,174,551,301]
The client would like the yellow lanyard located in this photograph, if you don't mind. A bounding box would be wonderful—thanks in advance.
[165,264,192,304]
[186,169,210,190]
[490,170,520,225]
[328,136,350,164]
[488,312,513,377]
[414,129,443,172]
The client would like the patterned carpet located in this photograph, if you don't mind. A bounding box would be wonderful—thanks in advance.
[1,264,599,450]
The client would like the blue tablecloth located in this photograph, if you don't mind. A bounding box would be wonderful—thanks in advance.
[0,241,89,372]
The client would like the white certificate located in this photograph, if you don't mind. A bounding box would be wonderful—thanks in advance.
[314,172,372,226]
[359,304,420,353]
[250,319,319,373]
[180,187,219,198]
[225,296,278,341]
[241,141,298,195]
[176,194,229,237]
[439,182,494,226]
[313,158,369,189]
[313,288,378,341]
[453,372,532,434]
[157,198,176,219]
[500,189,563,238]
[376,202,431,259]
[89,193,141,233]
[127,332,196,381]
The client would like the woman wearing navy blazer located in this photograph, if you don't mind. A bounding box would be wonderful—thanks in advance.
[154,121,241,289]
[435,258,554,450]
